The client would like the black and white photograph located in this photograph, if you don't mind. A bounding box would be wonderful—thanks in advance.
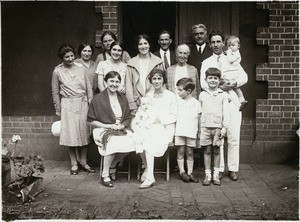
[1,1,299,221]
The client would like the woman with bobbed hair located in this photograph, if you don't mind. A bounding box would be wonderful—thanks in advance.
[52,44,94,175]
[96,41,127,93]
[137,68,177,189]
[75,42,98,94]
[95,31,131,65]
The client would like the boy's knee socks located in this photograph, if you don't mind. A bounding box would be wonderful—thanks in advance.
[205,169,211,177]
[186,160,194,175]
[213,167,220,178]
[177,158,185,174]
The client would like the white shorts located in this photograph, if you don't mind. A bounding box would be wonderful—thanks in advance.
[175,136,196,147]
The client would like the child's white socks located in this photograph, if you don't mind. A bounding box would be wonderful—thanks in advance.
[205,169,212,180]
[177,159,185,174]
[187,160,194,175]
[213,167,220,179]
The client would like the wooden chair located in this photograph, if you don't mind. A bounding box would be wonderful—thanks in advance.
[99,155,131,181]
[137,142,175,182]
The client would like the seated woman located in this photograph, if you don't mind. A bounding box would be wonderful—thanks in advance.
[136,69,177,189]
[87,71,135,187]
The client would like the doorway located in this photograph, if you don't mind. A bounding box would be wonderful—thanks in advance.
[121,2,177,57]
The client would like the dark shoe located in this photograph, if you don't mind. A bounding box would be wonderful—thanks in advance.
[70,164,79,175]
[188,173,199,183]
[101,177,113,187]
[79,163,96,173]
[219,172,223,180]
[109,167,117,181]
[202,175,211,186]
[229,171,238,181]
[239,100,248,111]
[180,172,190,183]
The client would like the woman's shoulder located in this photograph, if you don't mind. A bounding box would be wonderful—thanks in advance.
[127,55,139,66]
[164,89,176,99]
[96,53,105,61]
[149,53,163,64]
[53,63,63,72]
[97,60,111,69]
[186,64,197,72]
[92,90,108,101]
[117,91,128,100]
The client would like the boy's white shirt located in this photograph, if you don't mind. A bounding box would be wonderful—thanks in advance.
[200,53,248,107]
[175,95,201,139]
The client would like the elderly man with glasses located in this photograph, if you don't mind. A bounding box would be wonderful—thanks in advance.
[187,24,213,75]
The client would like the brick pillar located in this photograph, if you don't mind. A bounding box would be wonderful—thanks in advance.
[256,2,299,142]
[95,1,118,48]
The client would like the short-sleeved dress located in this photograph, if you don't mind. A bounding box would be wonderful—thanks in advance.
[51,62,93,146]
[95,60,127,92]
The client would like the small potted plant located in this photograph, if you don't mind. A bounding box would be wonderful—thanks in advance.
[2,135,45,203]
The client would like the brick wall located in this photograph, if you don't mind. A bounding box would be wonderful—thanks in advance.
[2,2,299,163]
[256,2,299,142]
[2,116,68,161]
[95,1,118,47]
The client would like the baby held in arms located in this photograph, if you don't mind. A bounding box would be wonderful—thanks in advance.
[131,96,156,153]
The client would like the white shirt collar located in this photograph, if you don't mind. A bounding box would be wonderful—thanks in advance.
[212,52,224,58]
[196,43,206,53]
[160,48,170,56]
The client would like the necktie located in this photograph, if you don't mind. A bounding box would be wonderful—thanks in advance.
[164,52,169,69]
[199,46,202,54]
[217,55,222,70]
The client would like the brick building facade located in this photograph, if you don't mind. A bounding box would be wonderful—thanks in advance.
[2,2,299,163]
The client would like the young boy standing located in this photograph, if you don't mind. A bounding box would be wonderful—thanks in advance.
[199,68,230,186]
[175,78,201,183]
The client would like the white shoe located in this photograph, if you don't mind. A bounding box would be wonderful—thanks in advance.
[141,171,147,183]
[139,178,155,189]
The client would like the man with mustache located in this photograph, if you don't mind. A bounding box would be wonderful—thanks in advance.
[187,23,213,75]
[200,31,248,182]
[154,30,176,70]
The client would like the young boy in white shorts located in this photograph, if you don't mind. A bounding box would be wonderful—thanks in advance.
[199,68,230,186]
[175,78,201,183]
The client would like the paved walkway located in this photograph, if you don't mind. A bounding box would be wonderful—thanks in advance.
[2,161,299,220]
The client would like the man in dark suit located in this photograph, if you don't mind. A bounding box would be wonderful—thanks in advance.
[153,30,176,69]
[187,23,213,75]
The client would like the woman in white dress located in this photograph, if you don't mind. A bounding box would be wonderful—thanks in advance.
[87,71,135,187]
[138,68,177,189]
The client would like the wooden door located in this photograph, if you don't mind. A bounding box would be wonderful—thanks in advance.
[178,2,239,44]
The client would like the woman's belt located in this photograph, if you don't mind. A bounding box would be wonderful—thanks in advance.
[62,93,88,102]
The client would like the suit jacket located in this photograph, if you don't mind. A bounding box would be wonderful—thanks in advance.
[153,49,176,67]
[166,64,200,99]
[187,43,213,74]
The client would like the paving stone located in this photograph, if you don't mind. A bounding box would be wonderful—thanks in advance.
[2,161,298,220]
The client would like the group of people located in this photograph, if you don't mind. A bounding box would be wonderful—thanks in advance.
[51,23,248,189]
